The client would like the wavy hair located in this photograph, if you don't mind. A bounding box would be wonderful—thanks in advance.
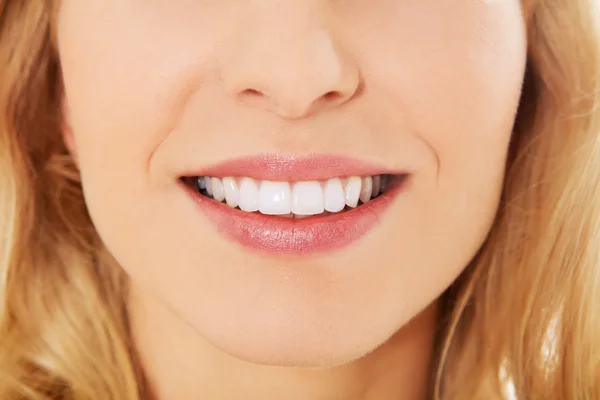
[1,1,599,399]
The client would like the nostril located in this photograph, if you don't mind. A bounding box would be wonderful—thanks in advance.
[236,88,348,119]
[242,88,341,102]
[238,89,266,102]
[322,91,342,101]
[241,88,264,98]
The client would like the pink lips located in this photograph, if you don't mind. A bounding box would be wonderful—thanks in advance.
[182,154,408,255]
[185,154,398,181]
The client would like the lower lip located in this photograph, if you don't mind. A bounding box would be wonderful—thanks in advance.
[183,177,407,256]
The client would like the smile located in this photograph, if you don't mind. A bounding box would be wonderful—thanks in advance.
[191,174,394,217]
[180,154,409,255]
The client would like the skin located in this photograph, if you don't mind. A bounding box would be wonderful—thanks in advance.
[56,0,527,399]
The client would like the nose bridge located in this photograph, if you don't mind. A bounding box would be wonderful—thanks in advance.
[220,1,360,118]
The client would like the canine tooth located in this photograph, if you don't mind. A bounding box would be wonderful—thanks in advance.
[205,176,213,197]
[324,178,345,212]
[372,175,381,197]
[259,181,292,215]
[222,177,239,207]
[359,176,373,203]
[292,181,324,215]
[211,178,225,202]
[197,177,206,190]
[344,176,361,208]
[238,177,260,212]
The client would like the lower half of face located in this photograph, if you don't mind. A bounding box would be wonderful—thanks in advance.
[57,0,527,366]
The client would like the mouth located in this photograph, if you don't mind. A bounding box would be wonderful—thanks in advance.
[183,173,400,217]
[179,154,409,255]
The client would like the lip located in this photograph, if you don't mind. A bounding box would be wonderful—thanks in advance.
[181,154,403,181]
[180,154,408,256]
[183,179,406,256]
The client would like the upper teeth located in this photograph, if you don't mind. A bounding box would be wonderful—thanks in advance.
[197,175,390,216]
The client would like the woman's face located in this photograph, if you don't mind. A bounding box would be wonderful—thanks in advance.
[57,0,526,366]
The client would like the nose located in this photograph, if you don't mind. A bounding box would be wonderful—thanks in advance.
[220,4,361,120]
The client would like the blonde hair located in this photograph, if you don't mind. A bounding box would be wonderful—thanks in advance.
[1,0,599,399]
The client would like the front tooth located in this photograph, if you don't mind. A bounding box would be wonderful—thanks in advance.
[259,181,292,215]
[344,176,361,208]
[222,177,239,208]
[238,177,260,212]
[211,177,225,201]
[372,175,381,197]
[324,178,345,212]
[292,181,324,215]
[205,176,213,197]
[359,176,373,203]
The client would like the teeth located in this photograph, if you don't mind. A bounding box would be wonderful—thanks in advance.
[222,177,239,208]
[292,181,325,215]
[372,175,381,197]
[238,177,260,212]
[359,176,373,204]
[324,178,345,212]
[259,181,292,215]
[380,175,389,193]
[211,178,225,202]
[196,174,391,216]
[205,176,213,197]
[344,176,361,208]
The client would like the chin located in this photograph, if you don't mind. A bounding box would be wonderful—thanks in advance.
[189,304,409,369]
[208,332,382,368]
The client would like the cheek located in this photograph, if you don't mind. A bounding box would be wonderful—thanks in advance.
[56,2,228,188]
[342,2,527,296]
[356,2,527,211]
[56,4,230,248]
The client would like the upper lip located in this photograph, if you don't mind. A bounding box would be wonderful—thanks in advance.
[181,154,406,181]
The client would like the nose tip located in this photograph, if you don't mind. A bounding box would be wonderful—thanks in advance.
[221,24,361,119]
